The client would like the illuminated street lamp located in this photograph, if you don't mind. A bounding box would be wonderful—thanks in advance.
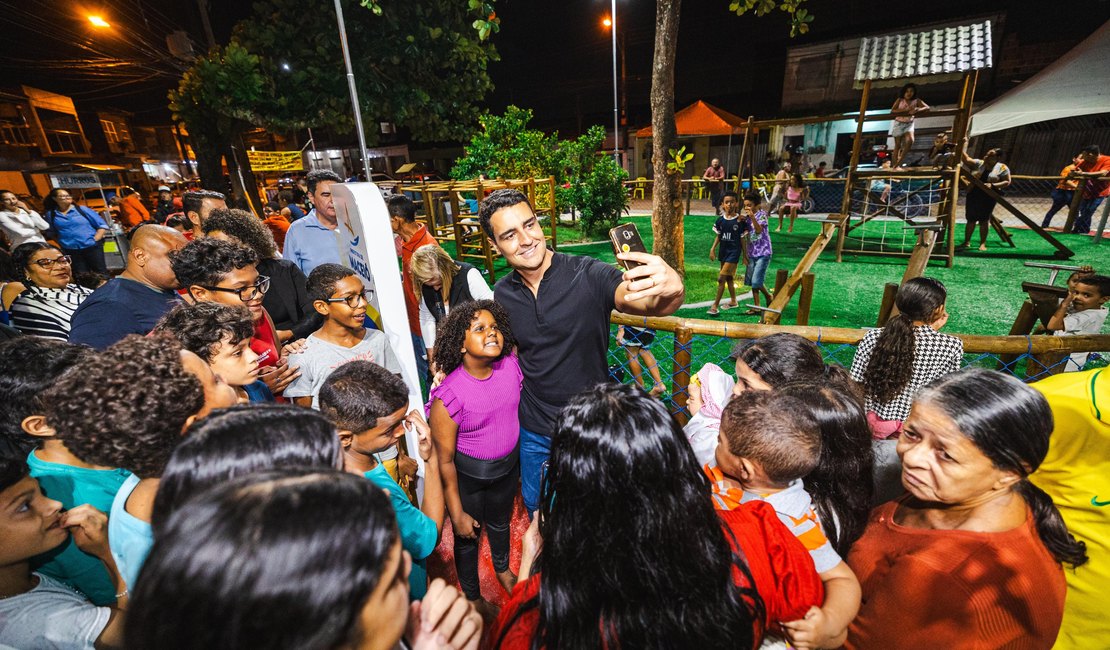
[601,6,626,166]
[88,15,111,28]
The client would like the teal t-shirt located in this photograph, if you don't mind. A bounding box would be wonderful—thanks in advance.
[27,451,132,605]
[364,464,437,600]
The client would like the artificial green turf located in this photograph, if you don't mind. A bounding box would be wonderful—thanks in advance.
[567,213,1107,336]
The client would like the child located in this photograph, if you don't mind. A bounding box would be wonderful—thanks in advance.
[0,338,131,606]
[708,191,743,315]
[428,300,522,616]
[1048,273,1110,371]
[778,380,874,557]
[616,324,665,396]
[849,277,962,437]
[171,237,300,396]
[150,404,341,536]
[154,301,273,402]
[682,362,735,467]
[43,334,237,589]
[0,458,128,649]
[285,263,403,477]
[741,192,773,313]
[869,160,893,205]
[713,391,861,650]
[778,174,808,233]
[284,263,402,409]
[318,360,444,600]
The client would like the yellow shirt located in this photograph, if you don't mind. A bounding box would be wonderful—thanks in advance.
[1030,369,1109,649]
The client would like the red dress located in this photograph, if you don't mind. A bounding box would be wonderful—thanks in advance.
[490,501,824,649]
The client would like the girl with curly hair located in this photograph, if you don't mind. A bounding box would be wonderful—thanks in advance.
[849,277,962,438]
[427,299,521,618]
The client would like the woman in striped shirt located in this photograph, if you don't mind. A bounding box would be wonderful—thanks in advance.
[9,242,92,340]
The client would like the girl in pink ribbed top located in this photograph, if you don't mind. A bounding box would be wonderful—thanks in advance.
[428,299,521,614]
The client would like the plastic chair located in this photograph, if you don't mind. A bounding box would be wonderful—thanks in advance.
[692,178,707,200]
[632,177,647,199]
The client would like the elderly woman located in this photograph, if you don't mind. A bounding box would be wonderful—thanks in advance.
[845,368,1087,648]
[409,244,492,362]
[42,188,111,273]
[203,208,317,342]
[9,242,93,340]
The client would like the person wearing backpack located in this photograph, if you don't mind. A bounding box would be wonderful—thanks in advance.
[43,189,110,273]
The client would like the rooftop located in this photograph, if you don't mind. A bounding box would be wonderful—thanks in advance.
[854,20,993,87]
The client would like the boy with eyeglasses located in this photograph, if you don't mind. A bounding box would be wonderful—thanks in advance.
[170,238,301,396]
[284,263,401,411]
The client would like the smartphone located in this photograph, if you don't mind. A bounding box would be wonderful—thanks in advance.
[609,223,647,270]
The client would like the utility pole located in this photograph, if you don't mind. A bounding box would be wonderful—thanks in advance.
[196,0,216,48]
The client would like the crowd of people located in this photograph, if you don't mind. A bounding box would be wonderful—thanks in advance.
[0,171,1105,650]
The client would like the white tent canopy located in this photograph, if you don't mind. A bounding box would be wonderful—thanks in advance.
[970,20,1110,137]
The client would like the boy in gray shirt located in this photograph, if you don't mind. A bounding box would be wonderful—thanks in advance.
[285,264,402,409]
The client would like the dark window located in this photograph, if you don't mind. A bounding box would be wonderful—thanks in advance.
[794,54,834,91]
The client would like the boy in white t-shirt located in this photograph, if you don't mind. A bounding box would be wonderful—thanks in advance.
[0,458,127,649]
[1048,274,1109,371]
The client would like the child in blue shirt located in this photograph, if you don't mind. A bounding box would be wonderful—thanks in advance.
[318,360,444,600]
[43,334,238,589]
[0,338,129,606]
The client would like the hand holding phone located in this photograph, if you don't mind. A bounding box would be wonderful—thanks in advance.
[609,223,647,270]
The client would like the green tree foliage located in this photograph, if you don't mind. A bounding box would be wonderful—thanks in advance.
[452,107,627,235]
[234,0,498,144]
[168,43,266,203]
[170,0,500,196]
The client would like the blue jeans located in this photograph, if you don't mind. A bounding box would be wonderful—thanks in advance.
[1041,188,1072,227]
[519,426,551,516]
[1074,196,1106,234]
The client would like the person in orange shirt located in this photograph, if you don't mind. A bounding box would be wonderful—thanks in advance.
[1042,155,1082,229]
[387,194,437,381]
[1071,144,1110,234]
[115,187,150,229]
[261,202,290,252]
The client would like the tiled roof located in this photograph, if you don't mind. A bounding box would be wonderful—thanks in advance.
[854,21,993,83]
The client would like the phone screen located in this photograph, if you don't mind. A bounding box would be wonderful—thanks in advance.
[609,224,646,270]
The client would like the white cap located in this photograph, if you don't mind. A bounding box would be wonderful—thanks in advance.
[157,185,171,192]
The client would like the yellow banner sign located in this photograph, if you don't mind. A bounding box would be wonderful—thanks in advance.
[246,150,304,172]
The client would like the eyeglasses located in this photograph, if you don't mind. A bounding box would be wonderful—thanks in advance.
[325,289,374,308]
[31,255,72,269]
[203,275,271,301]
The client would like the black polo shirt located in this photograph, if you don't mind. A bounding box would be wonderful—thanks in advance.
[495,252,623,433]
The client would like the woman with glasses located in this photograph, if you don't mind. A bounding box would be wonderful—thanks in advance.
[8,242,92,340]
[42,188,111,273]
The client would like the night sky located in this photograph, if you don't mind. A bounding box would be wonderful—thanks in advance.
[1,0,1107,135]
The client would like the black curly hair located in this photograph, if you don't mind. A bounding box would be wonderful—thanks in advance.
[432,299,515,376]
[202,208,279,260]
[153,302,253,363]
[169,238,258,289]
[43,334,204,477]
[306,263,356,304]
[0,338,94,458]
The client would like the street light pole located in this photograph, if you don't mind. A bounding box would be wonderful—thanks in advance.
[333,0,371,180]
[609,0,620,166]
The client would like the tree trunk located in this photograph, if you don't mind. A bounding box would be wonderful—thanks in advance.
[650,0,683,275]
[193,137,226,193]
[224,127,263,215]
